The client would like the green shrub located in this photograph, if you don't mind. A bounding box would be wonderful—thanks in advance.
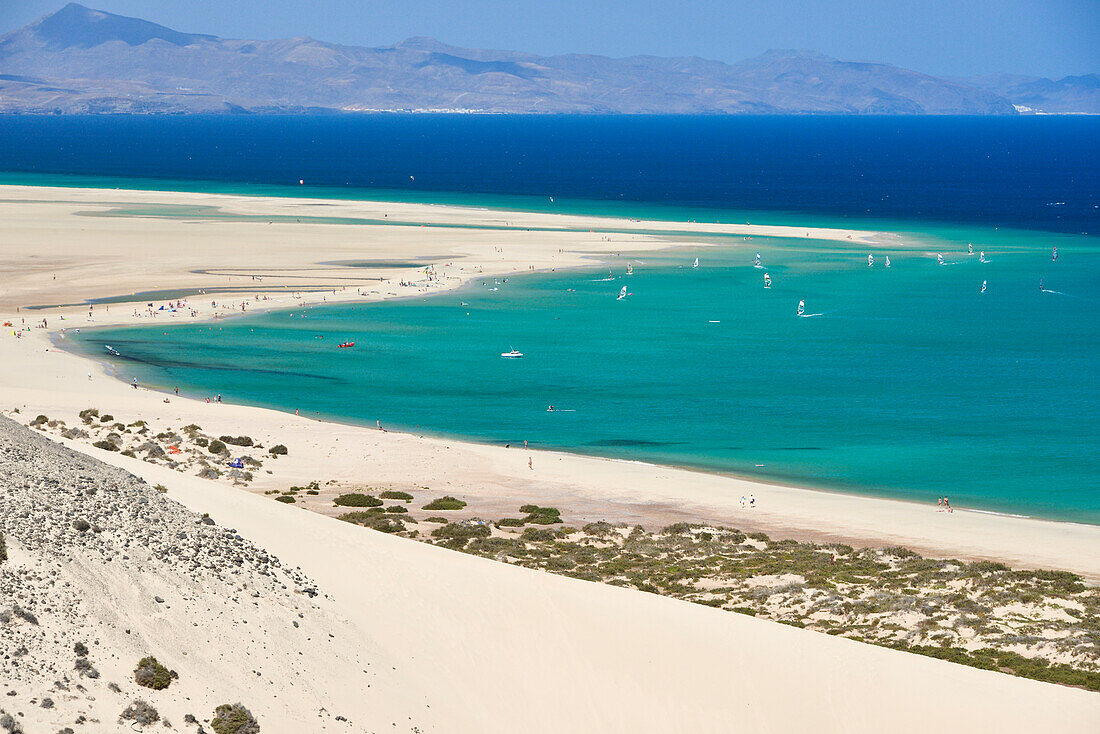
[182,423,201,433]
[384,505,408,513]
[211,703,259,734]
[424,517,448,523]
[31,414,48,426]
[521,505,561,524]
[100,414,113,423]
[79,408,99,422]
[92,440,119,451]
[194,437,210,447]
[268,444,288,456]
[133,656,173,690]
[275,496,295,504]
[0,532,6,563]
[121,448,136,457]
[497,518,526,527]
[422,496,467,511]
[208,440,227,454]
[154,484,168,493]
[334,493,382,508]
[379,490,414,501]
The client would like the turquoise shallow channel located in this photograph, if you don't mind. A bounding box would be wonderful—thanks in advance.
[74,224,1100,524]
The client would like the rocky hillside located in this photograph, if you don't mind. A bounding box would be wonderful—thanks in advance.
[0,416,354,732]
[0,3,1050,115]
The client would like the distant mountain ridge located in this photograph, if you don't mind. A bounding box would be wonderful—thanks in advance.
[0,3,1095,115]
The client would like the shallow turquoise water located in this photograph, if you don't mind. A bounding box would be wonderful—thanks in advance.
[76,228,1100,523]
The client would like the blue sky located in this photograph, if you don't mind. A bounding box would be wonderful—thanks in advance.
[1,0,1097,78]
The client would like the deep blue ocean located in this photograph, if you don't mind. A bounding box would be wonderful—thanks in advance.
[0,115,1096,233]
[3,115,1098,522]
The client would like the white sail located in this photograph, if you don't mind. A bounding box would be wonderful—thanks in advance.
[979,251,986,263]
[868,254,874,267]
[980,280,987,294]
[692,257,699,269]
[763,272,771,288]
[1052,247,1058,262]
[968,243,974,254]
[754,252,761,267]
[626,264,633,275]
[885,256,891,268]
[797,299,805,316]
[617,285,627,300]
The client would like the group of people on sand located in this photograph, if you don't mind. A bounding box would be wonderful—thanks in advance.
[739,494,756,508]
[937,496,954,513]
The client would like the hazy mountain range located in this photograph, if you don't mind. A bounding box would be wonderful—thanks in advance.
[0,3,1096,115]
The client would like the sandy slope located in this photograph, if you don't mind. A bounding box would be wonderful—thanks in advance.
[35,433,1099,733]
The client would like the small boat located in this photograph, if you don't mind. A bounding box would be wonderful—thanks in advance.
[763,272,771,288]
[979,251,986,263]
[338,341,355,348]
[797,299,805,317]
[501,349,524,358]
[105,345,120,356]
[867,254,874,267]
[936,253,945,266]
[884,256,891,268]
[616,285,629,300]
[488,287,499,291]
[692,257,699,269]
[980,280,987,294]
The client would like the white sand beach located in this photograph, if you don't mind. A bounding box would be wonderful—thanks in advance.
[1,184,1098,732]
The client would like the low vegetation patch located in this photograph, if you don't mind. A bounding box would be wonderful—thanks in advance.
[422,496,467,511]
[119,699,159,726]
[408,514,1100,693]
[268,444,288,456]
[339,511,405,533]
[379,490,414,501]
[275,495,295,504]
[219,435,254,446]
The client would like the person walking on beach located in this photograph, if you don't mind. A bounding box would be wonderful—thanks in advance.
[528,457,533,470]
[749,494,756,508]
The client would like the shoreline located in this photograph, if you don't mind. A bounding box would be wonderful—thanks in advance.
[3,183,1099,581]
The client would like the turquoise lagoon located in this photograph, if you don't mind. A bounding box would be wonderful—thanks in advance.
[74,224,1100,524]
